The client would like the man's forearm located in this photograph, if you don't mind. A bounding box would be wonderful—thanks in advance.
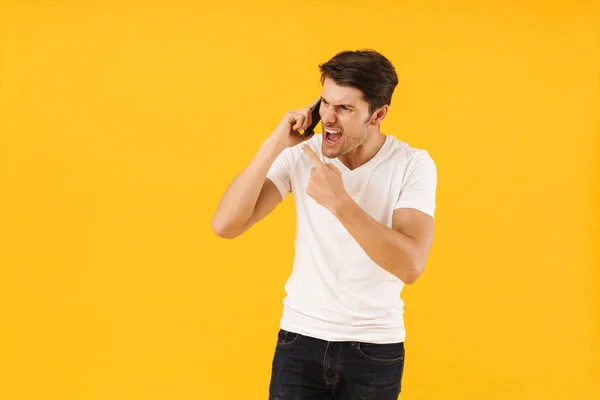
[332,197,422,284]
[212,139,283,238]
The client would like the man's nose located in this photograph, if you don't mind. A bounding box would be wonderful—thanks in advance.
[321,107,336,125]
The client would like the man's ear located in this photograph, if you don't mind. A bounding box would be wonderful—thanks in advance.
[369,104,389,126]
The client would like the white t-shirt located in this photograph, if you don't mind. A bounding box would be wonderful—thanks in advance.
[266,133,437,344]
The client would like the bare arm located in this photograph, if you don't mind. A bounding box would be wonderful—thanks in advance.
[301,145,436,284]
[333,203,434,284]
[211,140,285,239]
[211,99,320,239]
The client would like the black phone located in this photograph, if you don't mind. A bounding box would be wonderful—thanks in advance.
[302,99,321,139]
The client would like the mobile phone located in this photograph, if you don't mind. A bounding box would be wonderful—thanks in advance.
[302,99,321,139]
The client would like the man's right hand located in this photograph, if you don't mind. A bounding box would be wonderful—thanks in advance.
[267,98,321,150]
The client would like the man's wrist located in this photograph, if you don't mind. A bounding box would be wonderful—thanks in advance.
[259,137,285,159]
[331,193,359,220]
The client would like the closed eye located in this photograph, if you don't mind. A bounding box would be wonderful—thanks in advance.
[321,98,352,111]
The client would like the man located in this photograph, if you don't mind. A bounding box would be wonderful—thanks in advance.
[212,49,437,399]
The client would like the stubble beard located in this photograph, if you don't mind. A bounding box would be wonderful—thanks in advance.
[322,121,370,159]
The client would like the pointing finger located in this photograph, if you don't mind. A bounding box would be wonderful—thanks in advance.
[302,145,324,168]
[325,163,341,174]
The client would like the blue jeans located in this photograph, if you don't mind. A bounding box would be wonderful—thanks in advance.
[269,329,405,399]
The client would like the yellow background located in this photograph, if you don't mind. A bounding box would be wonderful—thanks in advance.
[1,1,599,399]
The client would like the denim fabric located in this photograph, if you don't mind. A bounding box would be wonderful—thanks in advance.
[269,329,405,399]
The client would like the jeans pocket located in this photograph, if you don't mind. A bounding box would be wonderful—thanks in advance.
[276,329,302,347]
[355,341,405,364]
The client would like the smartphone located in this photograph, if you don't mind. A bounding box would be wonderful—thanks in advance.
[302,99,321,139]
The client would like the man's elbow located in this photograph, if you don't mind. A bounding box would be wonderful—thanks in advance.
[211,218,241,239]
[397,263,425,285]
[399,273,420,285]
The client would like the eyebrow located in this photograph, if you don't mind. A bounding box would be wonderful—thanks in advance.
[321,97,354,110]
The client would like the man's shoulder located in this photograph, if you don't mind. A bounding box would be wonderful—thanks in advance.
[387,135,431,155]
[385,135,436,169]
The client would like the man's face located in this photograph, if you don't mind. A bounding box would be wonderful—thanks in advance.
[319,78,374,159]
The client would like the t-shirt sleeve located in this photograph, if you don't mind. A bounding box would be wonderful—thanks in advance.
[394,150,437,218]
[266,146,294,200]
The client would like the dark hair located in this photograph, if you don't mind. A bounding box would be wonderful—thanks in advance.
[319,49,399,115]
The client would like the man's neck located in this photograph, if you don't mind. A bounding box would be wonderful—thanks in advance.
[338,131,387,170]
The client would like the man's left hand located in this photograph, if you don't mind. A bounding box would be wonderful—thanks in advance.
[302,145,351,213]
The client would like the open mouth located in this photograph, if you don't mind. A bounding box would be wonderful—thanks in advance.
[324,127,343,145]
